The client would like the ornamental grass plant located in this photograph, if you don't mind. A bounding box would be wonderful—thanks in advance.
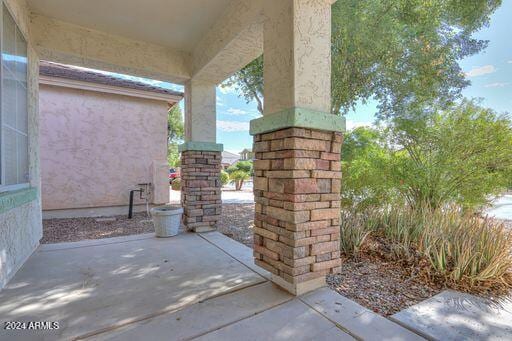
[340,204,512,291]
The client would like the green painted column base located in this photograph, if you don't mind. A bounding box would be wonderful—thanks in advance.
[250,107,346,136]
[0,187,38,214]
[179,141,224,152]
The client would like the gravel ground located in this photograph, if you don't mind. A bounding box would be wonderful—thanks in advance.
[327,255,441,316]
[42,204,256,244]
[216,203,254,247]
[42,212,154,243]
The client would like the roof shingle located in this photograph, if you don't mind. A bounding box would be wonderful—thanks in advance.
[39,61,183,98]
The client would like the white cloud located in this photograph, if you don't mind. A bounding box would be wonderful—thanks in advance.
[484,82,510,88]
[346,120,372,130]
[226,108,249,116]
[465,65,496,77]
[217,120,250,132]
[508,60,512,64]
[221,107,260,117]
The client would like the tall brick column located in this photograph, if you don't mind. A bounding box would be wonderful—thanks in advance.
[252,126,342,294]
[179,143,223,232]
[250,0,344,294]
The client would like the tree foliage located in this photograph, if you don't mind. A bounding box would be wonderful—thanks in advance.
[341,127,395,208]
[167,104,184,167]
[392,100,512,209]
[331,0,500,118]
[229,170,251,191]
[226,161,254,191]
[220,170,230,186]
[223,57,263,114]
[342,101,512,210]
[222,0,500,118]
[226,161,253,175]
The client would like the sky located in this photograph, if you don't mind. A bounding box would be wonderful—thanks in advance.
[114,2,511,155]
[216,2,512,154]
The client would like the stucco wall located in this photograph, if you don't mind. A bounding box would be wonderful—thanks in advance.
[39,84,169,211]
[30,13,191,84]
[0,0,42,289]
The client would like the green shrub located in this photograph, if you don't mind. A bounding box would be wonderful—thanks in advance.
[171,178,181,191]
[220,170,229,186]
[341,101,512,211]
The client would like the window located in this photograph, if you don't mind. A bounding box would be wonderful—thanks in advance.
[0,3,28,192]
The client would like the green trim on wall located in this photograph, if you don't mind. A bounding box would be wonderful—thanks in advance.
[249,107,346,135]
[179,141,224,152]
[0,187,37,215]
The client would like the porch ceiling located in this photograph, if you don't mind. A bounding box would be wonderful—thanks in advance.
[27,0,231,52]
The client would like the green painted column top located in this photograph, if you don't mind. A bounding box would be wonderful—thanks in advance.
[179,141,224,152]
[250,107,346,135]
[0,187,38,214]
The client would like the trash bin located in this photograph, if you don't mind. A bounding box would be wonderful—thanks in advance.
[151,205,183,237]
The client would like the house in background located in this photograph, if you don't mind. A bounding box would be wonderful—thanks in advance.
[39,61,183,218]
[239,148,254,161]
[221,150,239,169]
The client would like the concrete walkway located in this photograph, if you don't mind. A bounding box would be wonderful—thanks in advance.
[487,194,512,221]
[392,290,512,340]
[0,231,422,340]
[170,189,254,204]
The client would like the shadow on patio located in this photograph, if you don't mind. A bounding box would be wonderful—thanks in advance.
[0,233,268,340]
[0,232,422,341]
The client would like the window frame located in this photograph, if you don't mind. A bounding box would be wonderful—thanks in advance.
[0,1,29,193]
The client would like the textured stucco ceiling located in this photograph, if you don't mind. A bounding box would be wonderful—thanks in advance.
[27,0,231,52]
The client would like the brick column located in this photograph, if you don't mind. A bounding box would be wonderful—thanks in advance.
[250,0,343,294]
[252,126,342,295]
[180,149,222,232]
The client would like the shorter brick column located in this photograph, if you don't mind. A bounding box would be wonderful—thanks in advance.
[180,150,222,232]
[252,127,342,295]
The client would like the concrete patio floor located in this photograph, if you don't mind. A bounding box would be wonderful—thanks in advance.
[392,290,512,340]
[0,231,422,340]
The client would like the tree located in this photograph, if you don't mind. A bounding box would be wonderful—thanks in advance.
[341,127,396,209]
[221,0,500,119]
[222,57,263,114]
[391,100,512,209]
[226,160,253,175]
[167,144,181,167]
[226,161,253,190]
[167,104,184,167]
[229,170,251,191]
[341,101,512,211]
